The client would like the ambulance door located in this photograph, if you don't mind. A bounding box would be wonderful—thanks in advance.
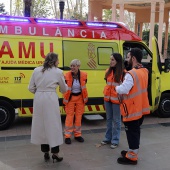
[151,37,161,112]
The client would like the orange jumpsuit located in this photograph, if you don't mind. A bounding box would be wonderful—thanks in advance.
[63,70,88,138]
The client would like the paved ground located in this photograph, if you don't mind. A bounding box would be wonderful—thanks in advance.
[0,115,170,170]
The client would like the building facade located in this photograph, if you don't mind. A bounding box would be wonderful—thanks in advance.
[88,0,170,57]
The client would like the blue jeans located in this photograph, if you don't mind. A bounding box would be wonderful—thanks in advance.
[104,101,121,145]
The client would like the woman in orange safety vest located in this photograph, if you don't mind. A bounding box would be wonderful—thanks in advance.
[63,59,88,144]
[101,53,125,149]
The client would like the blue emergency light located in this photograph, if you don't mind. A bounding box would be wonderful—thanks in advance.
[0,16,29,22]
[35,19,80,25]
[86,22,119,28]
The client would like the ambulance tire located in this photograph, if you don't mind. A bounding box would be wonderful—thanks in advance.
[0,101,15,130]
[157,93,170,118]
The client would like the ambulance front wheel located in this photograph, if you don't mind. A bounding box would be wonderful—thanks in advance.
[0,100,15,130]
[157,93,170,118]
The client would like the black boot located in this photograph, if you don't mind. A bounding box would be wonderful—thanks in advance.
[65,138,71,144]
[121,150,128,157]
[74,136,84,142]
[117,157,137,165]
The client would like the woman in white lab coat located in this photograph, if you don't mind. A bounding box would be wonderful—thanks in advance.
[28,52,68,163]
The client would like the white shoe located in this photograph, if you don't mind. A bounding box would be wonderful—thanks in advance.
[110,144,118,149]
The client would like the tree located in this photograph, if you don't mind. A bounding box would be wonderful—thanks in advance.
[142,30,150,46]
[142,24,170,56]
[10,0,12,15]
[0,3,7,15]
[10,0,51,17]
[13,0,23,16]
[50,0,59,18]
[66,0,87,20]
[124,10,135,31]
[102,9,135,31]
[103,9,112,22]
[162,32,170,57]
[32,0,51,18]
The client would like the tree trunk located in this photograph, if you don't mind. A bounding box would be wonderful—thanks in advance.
[49,0,56,18]
[10,0,12,15]
[53,0,58,18]
[66,0,70,18]
[80,0,82,18]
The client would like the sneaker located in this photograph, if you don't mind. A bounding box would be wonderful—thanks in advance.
[65,138,71,144]
[110,143,118,149]
[121,150,128,157]
[117,157,137,165]
[74,136,84,142]
[101,140,111,145]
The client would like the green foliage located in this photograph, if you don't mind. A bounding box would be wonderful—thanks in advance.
[70,0,87,20]
[142,24,170,56]
[103,9,112,21]
[0,3,6,14]
[71,12,87,20]
[162,32,170,57]
[142,30,150,46]
[12,0,23,16]
[32,0,52,18]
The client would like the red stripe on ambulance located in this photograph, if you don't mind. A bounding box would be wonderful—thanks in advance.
[95,105,100,111]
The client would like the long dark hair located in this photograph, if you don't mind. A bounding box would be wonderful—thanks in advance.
[42,52,58,73]
[105,53,124,83]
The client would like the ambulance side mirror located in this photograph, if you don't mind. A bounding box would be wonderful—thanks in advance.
[164,58,170,72]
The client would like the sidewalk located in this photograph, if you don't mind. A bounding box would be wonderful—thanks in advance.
[0,116,170,170]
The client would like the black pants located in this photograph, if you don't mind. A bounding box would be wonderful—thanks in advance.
[41,144,59,153]
[124,116,144,149]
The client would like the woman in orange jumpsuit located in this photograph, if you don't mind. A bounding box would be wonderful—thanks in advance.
[63,59,88,144]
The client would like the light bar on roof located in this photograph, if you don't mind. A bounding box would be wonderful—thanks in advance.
[0,16,29,22]
[0,17,6,21]
[86,22,118,28]
[35,19,80,25]
[105,24,118,28]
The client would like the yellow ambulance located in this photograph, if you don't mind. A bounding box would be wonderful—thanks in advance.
[0,15,170,130]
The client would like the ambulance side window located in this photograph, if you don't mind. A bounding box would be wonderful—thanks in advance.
[141,48,152,63]
[123,43,152,63]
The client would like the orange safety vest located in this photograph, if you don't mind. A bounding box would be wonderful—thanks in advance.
[103,69,121,104]
[119,68,150,122]
[63,71,88,105]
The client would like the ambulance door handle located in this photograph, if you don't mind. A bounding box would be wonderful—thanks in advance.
[156,77,159,79]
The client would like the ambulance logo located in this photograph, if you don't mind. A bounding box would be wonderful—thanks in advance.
[14,73,25,83]
[87,43,97,69]
[20,73,25,78]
